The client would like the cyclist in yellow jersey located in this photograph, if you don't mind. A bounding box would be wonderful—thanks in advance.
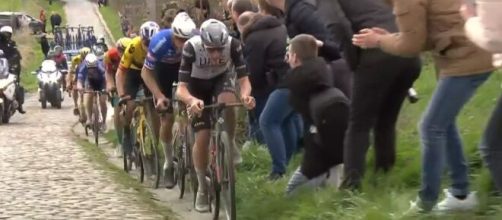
[67,47,90,117]
[116,21,160,161]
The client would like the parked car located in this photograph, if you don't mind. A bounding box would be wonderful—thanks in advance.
[0,12,43,34]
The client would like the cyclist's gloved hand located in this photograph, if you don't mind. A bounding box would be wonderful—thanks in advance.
[188,98,204,117]
[240,95,256,110]
[155,96,170,112]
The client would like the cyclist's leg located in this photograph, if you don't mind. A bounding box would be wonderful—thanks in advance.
[215,73,241,163]
[98,80,108,125]
[123,70,141,153]
[188,77,213,212]
[84,80,96,125]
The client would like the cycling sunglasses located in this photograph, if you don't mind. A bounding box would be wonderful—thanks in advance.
[205,46,224,53]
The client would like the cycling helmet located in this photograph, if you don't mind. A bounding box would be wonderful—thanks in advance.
[79,47,91,58]
[171,12,196,39]
[93,45,105,58]
[54,45,63,55]
[200,19,229,48]
[140,21,160,40]
[0,26,13,34]
[84,53,98,68]
[116,37,132,52]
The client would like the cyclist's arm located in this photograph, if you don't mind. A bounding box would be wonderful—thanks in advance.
[141,50,165,100]
[76,65,86,87]
[117,44,134,97]
[230,39,251,97]
[177,42,197,105]
[104,55,115,88]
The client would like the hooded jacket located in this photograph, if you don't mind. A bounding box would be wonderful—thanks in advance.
[241,14,290,98]
[285,57,332,120]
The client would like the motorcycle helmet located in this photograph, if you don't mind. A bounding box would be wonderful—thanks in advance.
[172,12,196,39]
[84,53,99,68]
[200,19,229,48]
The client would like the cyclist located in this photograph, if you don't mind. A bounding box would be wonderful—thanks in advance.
[116,21,160,160]
[176,19,255,212]
[77,53,107,130]
[141,12,196,188]
[52,45,68,90]
[68,47,91,117]
[105,37,132,153]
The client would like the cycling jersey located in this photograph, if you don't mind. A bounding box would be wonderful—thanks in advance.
[144,29,180,70]
[178,36,247,82]
[104,47,120,73]
[77,60,106,83]
[53,54,68,70]
[119,36,147,71]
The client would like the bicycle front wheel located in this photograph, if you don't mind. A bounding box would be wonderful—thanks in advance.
[142,122,161,188]
[93,102,100,146]
[219,131,236,220]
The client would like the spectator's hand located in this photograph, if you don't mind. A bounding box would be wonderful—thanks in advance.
[188,98,204,117]
[371,27,390,35]
[352,28,382,49]
[460,3,476,20]
[240,95,255,110]
[315,40,324,48]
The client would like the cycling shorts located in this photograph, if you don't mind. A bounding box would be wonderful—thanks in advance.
[125,69,152,99]
[85,78,105,91]
[187,72,236,132]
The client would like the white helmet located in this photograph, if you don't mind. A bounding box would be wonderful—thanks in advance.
[172,12,196,39]
[0,26,13,34]
[84,53,99,68]
[200,19,229,48]
[140,21,160,41]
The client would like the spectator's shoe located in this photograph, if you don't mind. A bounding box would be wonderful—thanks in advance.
[268,172,284,181]
[73,107,79,116]
[163,165,176,189]
[437,189,478,212]
[399,200,427,218]
[195,191,210,213]
[285,167,308,196]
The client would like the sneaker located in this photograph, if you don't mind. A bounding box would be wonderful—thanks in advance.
[195,191,210,213]
[73,108,79,116]
[163,166,176,189]
[268,172,284,181]
[437,189,478,212]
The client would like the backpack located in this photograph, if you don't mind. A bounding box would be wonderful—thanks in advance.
[308,87,349,149]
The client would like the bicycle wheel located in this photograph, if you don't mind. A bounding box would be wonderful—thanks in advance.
[209,161,220,220]
[219,131,236,220]
[173,127,186,199]
[93,99,100,146]
[142,122,161,188]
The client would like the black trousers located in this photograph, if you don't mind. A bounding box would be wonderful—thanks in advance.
[342,49,421,189]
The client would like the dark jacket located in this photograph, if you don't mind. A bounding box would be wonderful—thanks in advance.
[40,35,50,55]
[241,14,289,98]
[285,0,341,62]
[285,57,332,120]
[50,13,62,26]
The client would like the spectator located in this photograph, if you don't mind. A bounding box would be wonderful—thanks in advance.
[462,0,502,193]
[238,10,302,180]
[230,0,257,39]
[161,9,178,29]
[40,34,50,58]
[352,0,495,213]
[39,9,47,33]
[50,11,62,34]
[265,0,340,61]
[283,34,348,195]
[120,15,130,37]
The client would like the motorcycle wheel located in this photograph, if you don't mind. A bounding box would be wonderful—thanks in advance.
[2,100,11,124]
[41,99,47,109]
[0,104,3,125]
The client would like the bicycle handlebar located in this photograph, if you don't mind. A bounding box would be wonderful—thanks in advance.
[203,102,245,110]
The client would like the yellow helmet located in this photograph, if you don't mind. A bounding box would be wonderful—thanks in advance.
[116,37,132,53]
[79,47,91,58]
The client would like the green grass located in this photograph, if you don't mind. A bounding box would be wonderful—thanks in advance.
[99,5,123,42]
[0,0,67,91]
[71,124,176,220]
[235,59,502,219]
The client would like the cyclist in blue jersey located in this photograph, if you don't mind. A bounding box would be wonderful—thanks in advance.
[141,12,197,188]
[77,53,107,130]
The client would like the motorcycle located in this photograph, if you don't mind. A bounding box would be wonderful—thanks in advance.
[34,60,64,109]
[0,60,18,124]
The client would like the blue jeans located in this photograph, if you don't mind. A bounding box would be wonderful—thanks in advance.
[260,89,301,174]
[248,95,268,144]
[480,94,502,192]
[419,72,491,210]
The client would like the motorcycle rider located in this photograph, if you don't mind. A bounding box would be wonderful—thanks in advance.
[77,53,107,130]
[95,36,108,52]
[0,26,25,114]
[52,45,68,90]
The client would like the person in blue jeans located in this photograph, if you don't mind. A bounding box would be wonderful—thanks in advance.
[352,0,495,213]
[480,95,502,192]
[260,89,302,180]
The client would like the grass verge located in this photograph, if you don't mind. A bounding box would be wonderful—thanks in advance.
[99,5,123,41]
[0,0,67,91]
[71,124,176,220]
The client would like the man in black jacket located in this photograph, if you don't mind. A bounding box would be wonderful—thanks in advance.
[265,0,341,62]
[238,11,289,144]
[50,12,62,34]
